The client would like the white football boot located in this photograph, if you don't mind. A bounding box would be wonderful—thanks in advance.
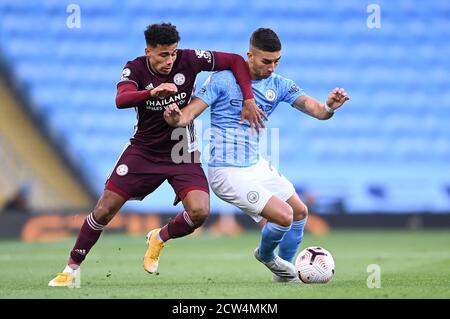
[254,248,299,282]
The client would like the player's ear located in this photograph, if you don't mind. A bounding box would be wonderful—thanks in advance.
[247,51,252,60]
[144,47,151,57]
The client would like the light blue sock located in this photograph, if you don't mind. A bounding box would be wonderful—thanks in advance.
[258,222,291,262]
[278,217,307,263]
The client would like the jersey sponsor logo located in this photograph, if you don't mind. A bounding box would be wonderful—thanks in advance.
[195,49,212,63]
[145,92,187,109]
[145,83,154,90]
[230,99,242,107]
[147,106,164,111]
[173,73,186,86]
[230,99,266,112]
[247,191,260,204]
[116,164,128,176]
[120,68,131,80]
[265,89,276,101]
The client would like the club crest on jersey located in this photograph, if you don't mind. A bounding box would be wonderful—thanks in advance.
[116,164,128,176]
[265,89,276,101]
[173,73,185,86]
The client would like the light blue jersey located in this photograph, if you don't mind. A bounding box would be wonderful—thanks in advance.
[196,70,305,167]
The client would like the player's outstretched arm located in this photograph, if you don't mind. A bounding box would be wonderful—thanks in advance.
[116,83,178,109]
[164,98,208,127]
[293,87,349,120]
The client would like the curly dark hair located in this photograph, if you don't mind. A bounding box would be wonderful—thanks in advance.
[250,28,281,52]
[144,23,180,47]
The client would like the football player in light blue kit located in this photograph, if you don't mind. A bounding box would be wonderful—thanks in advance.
[164,28,349,282]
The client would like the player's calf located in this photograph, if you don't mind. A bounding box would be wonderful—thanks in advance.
[279,194,309,263]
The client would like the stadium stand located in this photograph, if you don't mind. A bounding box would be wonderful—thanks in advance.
[0,0,449,213]
[0,75,92,211]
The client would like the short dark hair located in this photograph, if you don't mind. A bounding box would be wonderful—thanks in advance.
[144,23,180,47]
[250,28,281,52]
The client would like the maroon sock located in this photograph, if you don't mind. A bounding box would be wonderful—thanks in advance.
[159,211,195,242]
[68,212,106,266]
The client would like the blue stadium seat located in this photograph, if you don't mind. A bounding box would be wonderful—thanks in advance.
[0,0,449,212]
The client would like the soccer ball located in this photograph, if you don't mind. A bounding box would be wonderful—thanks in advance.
[295,246,335,283]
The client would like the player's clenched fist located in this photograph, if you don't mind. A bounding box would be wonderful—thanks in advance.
[326,87,350,111]
[150,83,178,99]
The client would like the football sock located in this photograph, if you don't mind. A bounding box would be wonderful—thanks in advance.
[258,222,291,262]
[159,211,195,242]
[63,265,77,274]
[278,217,307,263]
[68,212,105,266]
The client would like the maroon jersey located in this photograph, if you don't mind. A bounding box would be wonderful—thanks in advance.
[117,49,218,162]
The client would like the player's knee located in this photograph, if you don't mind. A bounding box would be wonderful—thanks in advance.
[294,202,309,221]
[277,204,293,227]
[93,205,116,225]
[278,213,293,227]
[186,204,209,227]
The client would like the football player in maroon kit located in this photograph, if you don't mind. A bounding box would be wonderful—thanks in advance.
[49,23,266,286]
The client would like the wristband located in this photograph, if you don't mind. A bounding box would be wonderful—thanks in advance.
[324,103,335,114]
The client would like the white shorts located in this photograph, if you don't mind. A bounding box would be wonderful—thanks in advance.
[208,158,296,222]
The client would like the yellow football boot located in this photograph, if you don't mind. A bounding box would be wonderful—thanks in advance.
[143,228,165,274]
[48,272,75,287]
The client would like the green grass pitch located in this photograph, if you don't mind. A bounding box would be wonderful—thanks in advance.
[0,230,449,298]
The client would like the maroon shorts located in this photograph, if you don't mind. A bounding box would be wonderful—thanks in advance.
[105,144,209,205]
